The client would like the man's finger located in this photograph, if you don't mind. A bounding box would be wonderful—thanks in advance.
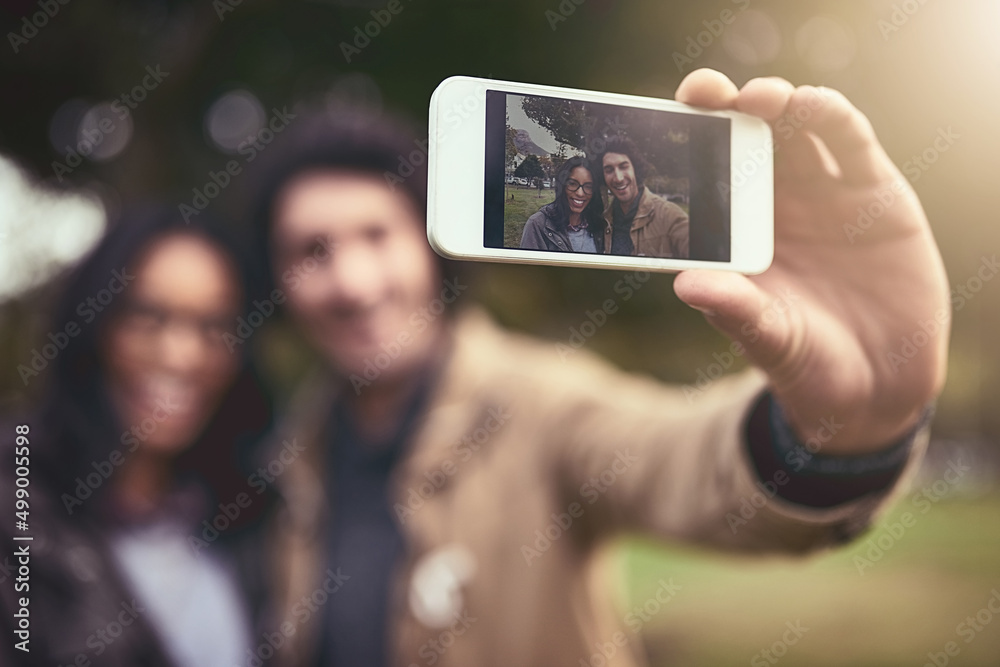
[735,76,796,123]
[675,68,739,109]
[733,78,835,183]
[790,86,896,185]
[777,130,840,183]
[672,269,798,373]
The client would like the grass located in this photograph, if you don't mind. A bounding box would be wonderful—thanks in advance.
[615,493,1000,667]
[501,187,691,250]
[503,185,556,248]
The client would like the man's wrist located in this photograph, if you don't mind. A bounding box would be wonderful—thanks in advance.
[769,397,930,477]
[744,392,932,509]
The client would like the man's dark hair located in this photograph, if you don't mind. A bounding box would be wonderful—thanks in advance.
[543,156,604,246]
[248,104,459,292]
[592,134,653,191]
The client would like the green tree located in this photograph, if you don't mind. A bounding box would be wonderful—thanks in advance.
[521,95,690,193]
[514,154,545,181]
[521,97,588,150]
[538,155,556,179]
[505,115,519,173]
[550,144,571,175]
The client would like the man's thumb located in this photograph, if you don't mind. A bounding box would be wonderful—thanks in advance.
[673,270,797,370]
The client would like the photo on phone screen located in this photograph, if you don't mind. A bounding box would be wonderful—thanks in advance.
[483,90,732,262]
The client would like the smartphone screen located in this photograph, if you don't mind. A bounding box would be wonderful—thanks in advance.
[483,90,732,262]
[428,76,772,274]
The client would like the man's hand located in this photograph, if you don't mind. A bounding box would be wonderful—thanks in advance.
[672,69,949,455]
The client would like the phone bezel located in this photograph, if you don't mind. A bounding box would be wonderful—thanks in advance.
[427,76,774,274]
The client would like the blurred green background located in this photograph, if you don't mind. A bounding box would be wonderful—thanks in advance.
[1,0,998,664]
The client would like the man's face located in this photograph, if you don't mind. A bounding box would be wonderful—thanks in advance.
[271,170,442,381]
[602,152,639,205]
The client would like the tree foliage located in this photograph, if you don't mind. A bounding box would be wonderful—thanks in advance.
[505,117,519,171]
[519,96,690,194]
[513,154,545,181]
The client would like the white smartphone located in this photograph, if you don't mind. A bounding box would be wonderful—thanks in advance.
[426,76,774,274]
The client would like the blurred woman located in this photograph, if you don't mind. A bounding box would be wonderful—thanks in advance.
[0,205,276,667]
[519,156,604,253]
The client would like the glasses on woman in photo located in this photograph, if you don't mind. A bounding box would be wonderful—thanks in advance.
[565,179,594,195]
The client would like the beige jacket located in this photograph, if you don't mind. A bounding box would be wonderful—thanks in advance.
[602,186,689,258]
[265,308,927,667]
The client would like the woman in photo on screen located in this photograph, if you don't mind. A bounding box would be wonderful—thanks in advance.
[519,156,604,253]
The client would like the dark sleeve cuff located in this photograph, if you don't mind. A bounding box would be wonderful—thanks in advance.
[745,392,931,509]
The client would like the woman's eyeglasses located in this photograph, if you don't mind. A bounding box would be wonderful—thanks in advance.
[565,179,594,195]
[115,299,233,349]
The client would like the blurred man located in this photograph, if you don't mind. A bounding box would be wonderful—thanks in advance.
[596,135,690,258]
[250,69,948,667]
